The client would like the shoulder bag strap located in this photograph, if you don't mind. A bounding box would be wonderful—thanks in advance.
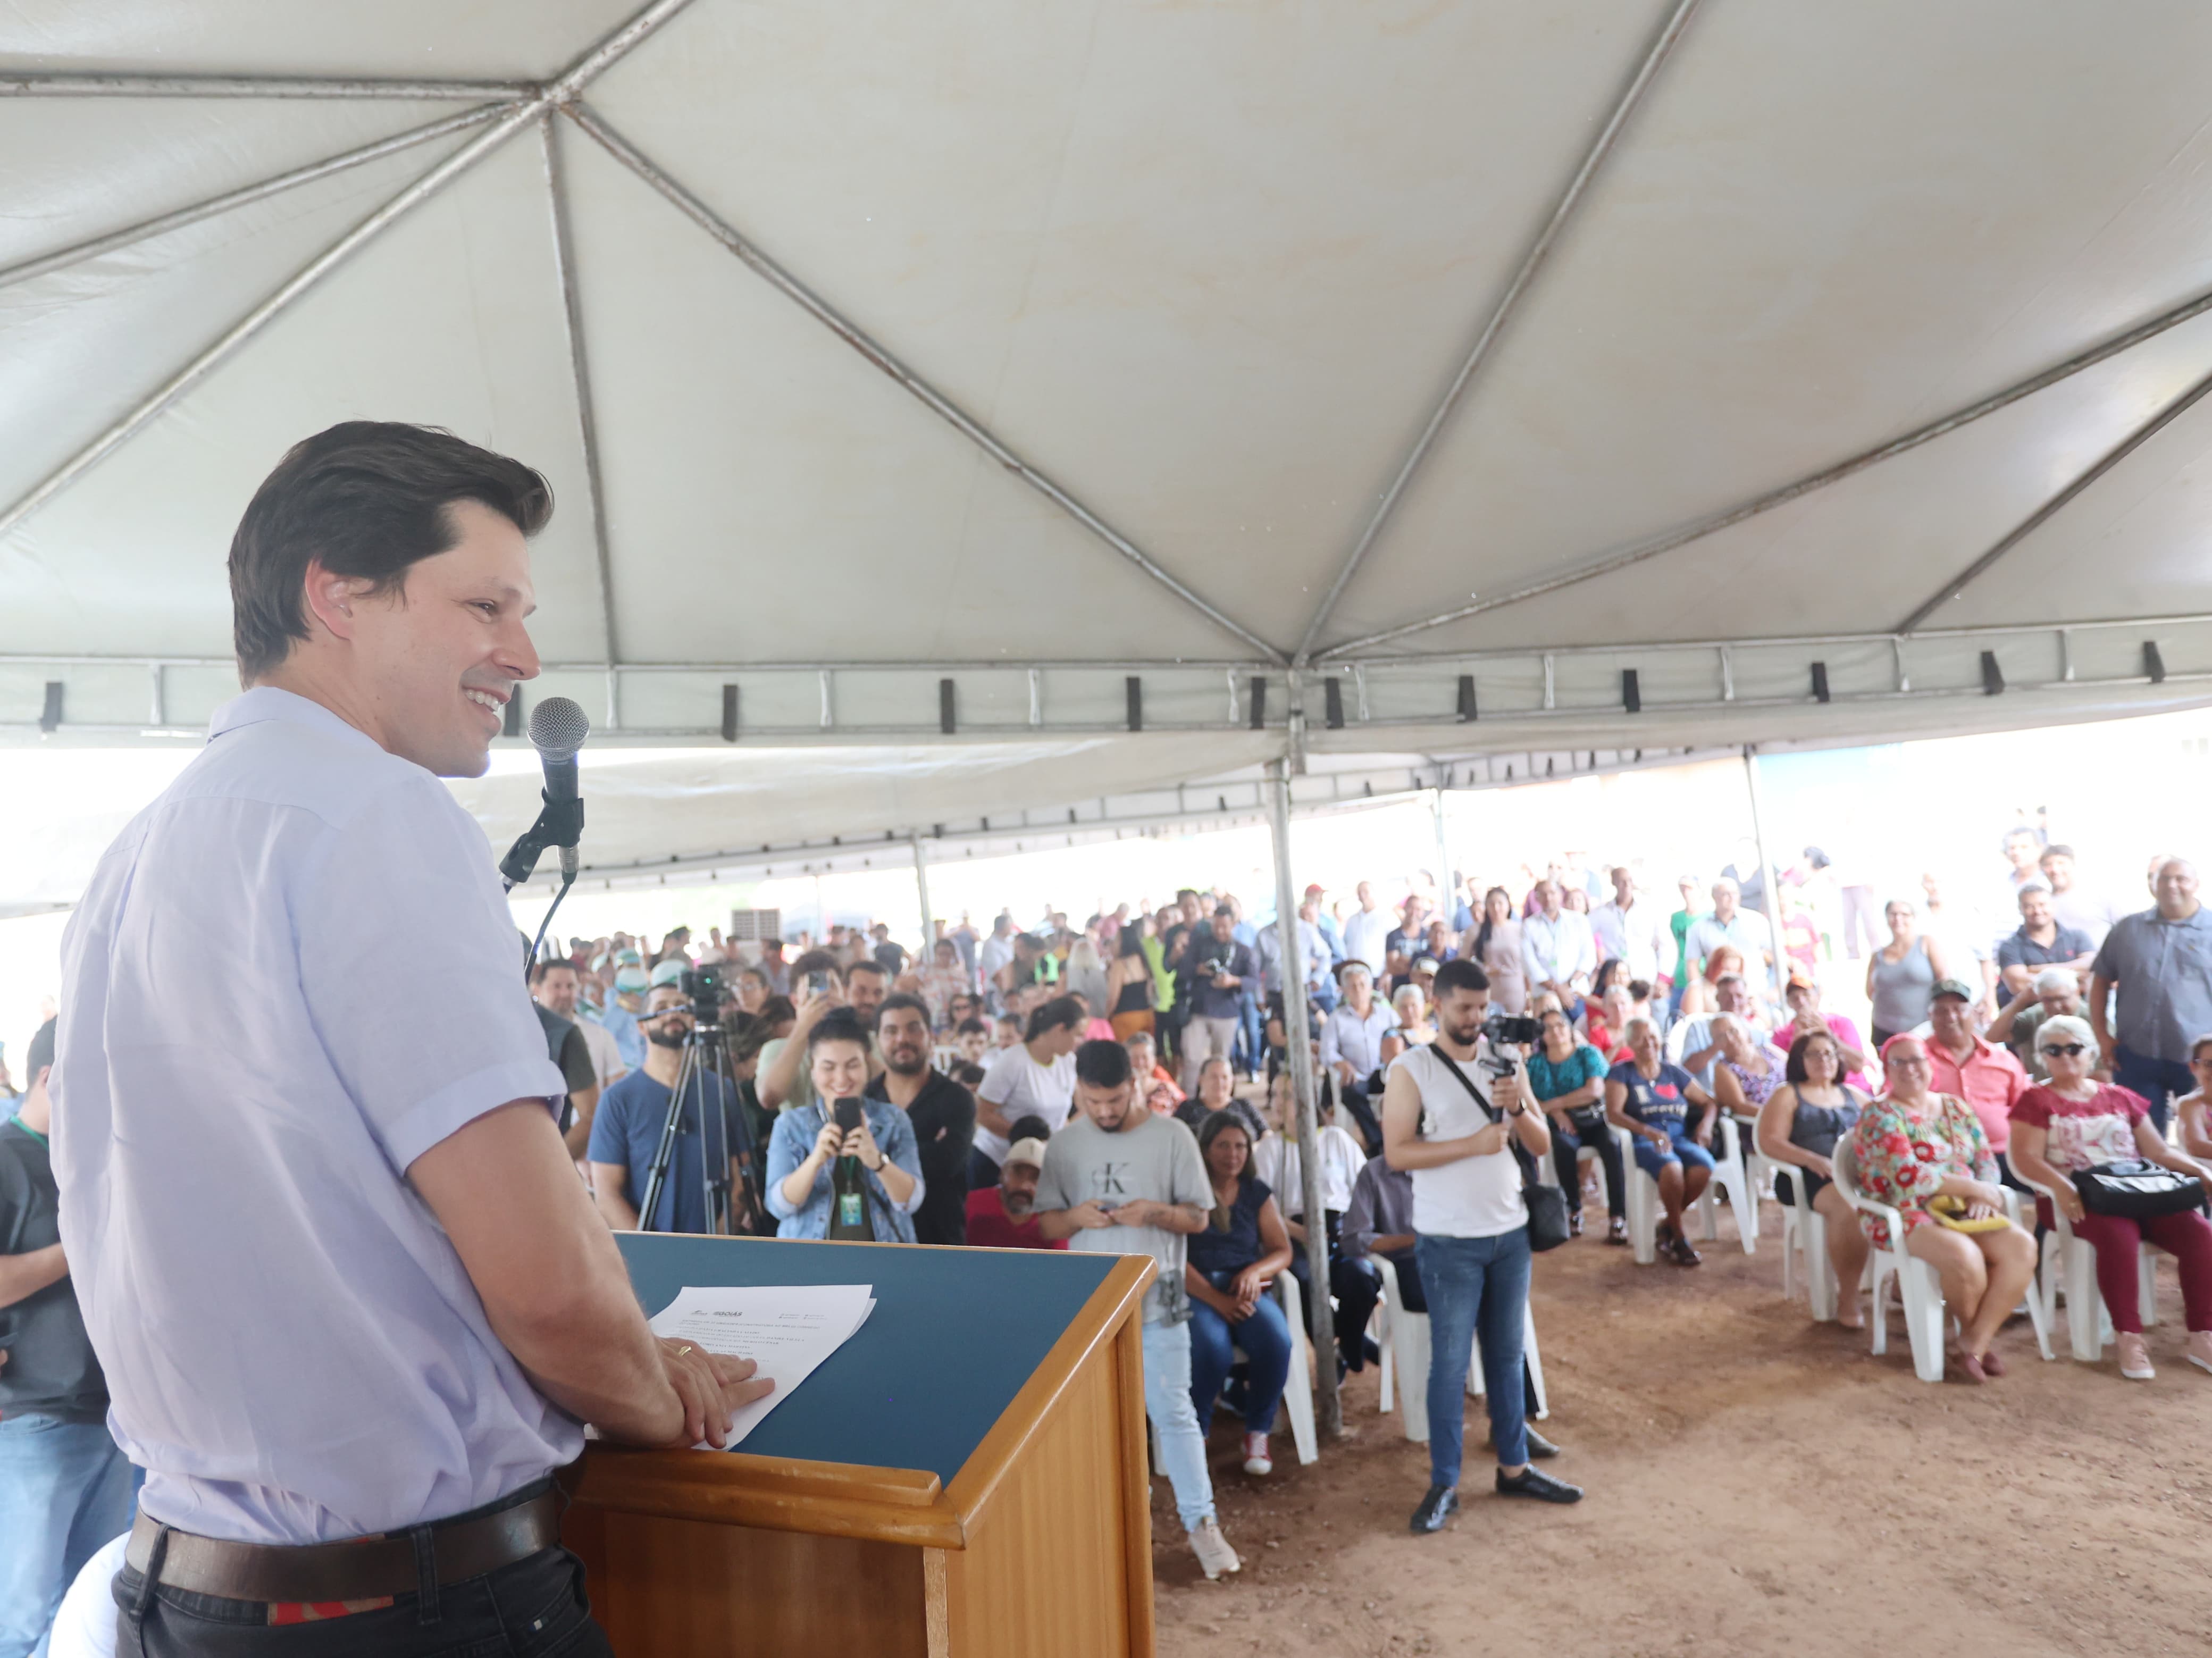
[1429,1048,1498,1124]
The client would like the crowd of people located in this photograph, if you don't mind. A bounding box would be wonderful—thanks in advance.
[11,824,2212,1629]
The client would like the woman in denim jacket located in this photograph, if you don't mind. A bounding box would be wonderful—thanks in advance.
[766,1009,926,1242]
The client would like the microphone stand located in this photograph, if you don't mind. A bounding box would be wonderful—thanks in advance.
[501,790,585,962]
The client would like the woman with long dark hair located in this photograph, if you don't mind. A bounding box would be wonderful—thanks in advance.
[1465,886,1526,1015]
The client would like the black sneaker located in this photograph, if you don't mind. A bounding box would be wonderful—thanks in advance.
[1568,1209,1585,1238]
[1523,1426,1561,1460]
[1409,1484,1460,1534]
[1496,1466,1583,1504]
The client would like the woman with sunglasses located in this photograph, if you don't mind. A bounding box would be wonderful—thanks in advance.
[2008,1015,2212,1380]
[1846,1034,2037,1381]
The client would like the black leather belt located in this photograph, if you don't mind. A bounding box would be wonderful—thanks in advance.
[124,1489,559,1603]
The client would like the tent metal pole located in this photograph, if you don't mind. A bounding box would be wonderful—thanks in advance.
[0,103,518,294]
[1317,288,2212,660]
[1291,0,1703,662]
[560,99,1287,665]
[1895,360,2212,634]
[1267,758,1342,1438]
[1430,783,1454,916]
[0,0,701,545]
[539,114,622,668]
[0,73,534,99]
[909,834,934,953]
[1740,745,1787,1000]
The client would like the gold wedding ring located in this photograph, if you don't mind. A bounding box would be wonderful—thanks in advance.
[673,1343,695,1358]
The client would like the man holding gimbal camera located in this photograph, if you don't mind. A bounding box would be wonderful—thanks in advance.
[1380,957,1585,1535]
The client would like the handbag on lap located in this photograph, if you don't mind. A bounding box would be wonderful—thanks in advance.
[2072,1160,2207,1220]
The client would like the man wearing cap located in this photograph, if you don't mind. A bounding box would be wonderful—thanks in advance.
[962,1136,1063,1250]
[1924,977,2030,1183]
[2089,857,2212,1133]
[1770,968,1870,1090]
[51,423,765,1653]
[601,951,648,1071]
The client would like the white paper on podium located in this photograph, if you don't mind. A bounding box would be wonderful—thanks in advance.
[647,1283,876,1449]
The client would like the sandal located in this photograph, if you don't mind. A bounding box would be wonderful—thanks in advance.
[1669,1235,1703,1268]
[1606,1216,1629,1246]
[1956,1350,1988,1385]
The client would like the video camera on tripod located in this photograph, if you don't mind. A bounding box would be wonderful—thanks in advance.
[677,963,726,1027]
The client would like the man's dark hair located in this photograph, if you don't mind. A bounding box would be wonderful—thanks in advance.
[1213,903,1236,920]
[737,965,770,989]
[957,1016,990,1037]
[527,958,577,985]
[807,1008,873,1053]
[228,422,552,680]
[24,1016,56,1084]
[874,992,928,1029]
[1074,1037,1132,1090]
[953,1061,988,1088]
[757,995,795,1028]
[2043,842,2076,861]
[1433,957,1491,999]
[788,949,840,982]
[842,958,889,984]
[1007,1112,1054,1144]
[1025,995,1085,1041]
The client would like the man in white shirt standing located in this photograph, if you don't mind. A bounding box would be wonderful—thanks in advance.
[1382,959,1581,1534]
[53,423,766,1655]
[1341,882,1392,975]
[1590,866,1669,986]
[1520,881,1597,1011]
[1683,877,1772,992]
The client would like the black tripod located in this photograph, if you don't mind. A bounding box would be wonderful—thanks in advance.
[634,1006,765,1236]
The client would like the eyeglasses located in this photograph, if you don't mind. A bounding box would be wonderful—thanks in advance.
[2041,1042,2088,1057]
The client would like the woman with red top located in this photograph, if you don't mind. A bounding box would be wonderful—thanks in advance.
[2007,1014,2212,1380]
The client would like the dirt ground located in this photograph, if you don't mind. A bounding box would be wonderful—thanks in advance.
[1149,1197,2212,1657]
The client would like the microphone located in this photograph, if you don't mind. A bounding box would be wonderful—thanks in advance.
[527,697,591,881]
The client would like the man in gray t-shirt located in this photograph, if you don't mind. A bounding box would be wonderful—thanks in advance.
[1035,1040,1240,1580]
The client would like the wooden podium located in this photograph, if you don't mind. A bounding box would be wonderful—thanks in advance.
[560,1233,1158,1657]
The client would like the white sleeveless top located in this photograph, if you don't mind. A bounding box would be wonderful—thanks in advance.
[1395,1042,1527,1239]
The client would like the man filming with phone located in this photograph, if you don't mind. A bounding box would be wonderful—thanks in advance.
[1382,957,1584,1535]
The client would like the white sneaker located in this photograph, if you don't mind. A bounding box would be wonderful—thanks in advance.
[1190,1518,1242,1580]
[2116,1332,2155,1380]
[2186,1331,2212,1376]
[1242,1431,1272,1476]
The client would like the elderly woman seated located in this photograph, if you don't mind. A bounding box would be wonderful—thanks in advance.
[1847,1034,2038,1382]
[1755,1028,1872,1328]
[2007,1014,2212,1380]
[1606,1017,1717,1266]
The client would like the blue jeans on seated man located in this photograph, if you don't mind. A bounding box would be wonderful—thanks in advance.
[1140,1319,1216,1534]
[1415,1228,1532,1489]
[2113,1045,2192,1136]
[1186,1270,1291,1437]
[110,1484,611,1657]
[0,1412,141,1658]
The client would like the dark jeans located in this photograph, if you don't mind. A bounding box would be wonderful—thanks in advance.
[2113,1044,2193,1136]
[1414,1228,1532,1488]
[1551,1111,1626,1220]
[114,1496,610,1657]
[1285,1213,1380,1367]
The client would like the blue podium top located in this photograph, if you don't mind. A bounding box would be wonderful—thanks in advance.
[614,1234,1119,1485]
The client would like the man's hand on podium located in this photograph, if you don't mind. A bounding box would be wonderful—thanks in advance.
[652,1336,774,1450]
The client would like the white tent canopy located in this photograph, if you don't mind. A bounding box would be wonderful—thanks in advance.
[9,0,2212,881]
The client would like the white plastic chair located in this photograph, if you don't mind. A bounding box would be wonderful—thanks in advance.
[1270,1271,1321,1466]
[1469,1303,1549,1421]
[1372,1277,1395,1415]
[1377,1255,1432,1442]
[2015,1171,2158,1362]
[1832,1140,2053,1381]
[1771,1162,1840,1322]
[931,1043,962,1074]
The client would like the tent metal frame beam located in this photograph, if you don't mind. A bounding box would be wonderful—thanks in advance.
[559,98,1288,666]
[539,114,622,670]
[0,73,537,101]
[0,0,701,545]
[1316,279,2212,660]
[0,103,518,294]
[1291,0,1702,664]
[1896,361,2212,634]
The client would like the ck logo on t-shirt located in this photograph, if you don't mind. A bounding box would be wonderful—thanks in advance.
[1093,1163,1130,1197]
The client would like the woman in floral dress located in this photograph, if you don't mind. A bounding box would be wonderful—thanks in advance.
[1846,1035,2039,1382]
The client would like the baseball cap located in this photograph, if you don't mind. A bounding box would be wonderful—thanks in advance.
[1931,977,1976,1002]
[613,966,648,993]
[615,948,642,967]
[1412,955,1440,973]
[650,958,689,989]
[1785,964,1816,991]
[1003,1137,1048,1171]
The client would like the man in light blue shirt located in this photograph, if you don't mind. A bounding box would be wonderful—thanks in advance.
[53,423,767,1654]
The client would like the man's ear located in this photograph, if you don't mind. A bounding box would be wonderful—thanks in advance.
[299,559,372,643]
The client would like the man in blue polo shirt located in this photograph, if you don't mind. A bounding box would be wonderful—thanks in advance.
[2090,857,2212,1133]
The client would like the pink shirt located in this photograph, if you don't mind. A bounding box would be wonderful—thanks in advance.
[1770,1012,1871,1092]
[1926,1035,2028,1153]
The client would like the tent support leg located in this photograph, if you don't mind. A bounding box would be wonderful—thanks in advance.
[910,834,933,956]
[1268,759,1342,1439]
[1741,745,1787,998]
